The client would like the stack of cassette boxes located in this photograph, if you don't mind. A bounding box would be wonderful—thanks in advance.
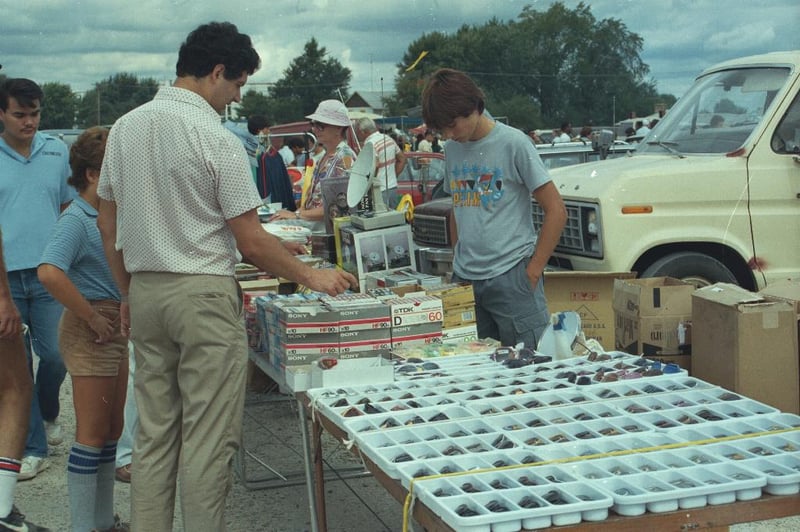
[256,293,394,370]
[321,294,392,360]
[425,283,477,343]
[387,295,444,349]
[273,299,340,367]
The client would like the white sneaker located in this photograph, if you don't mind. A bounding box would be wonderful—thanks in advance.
[44,419,63,446]
[18,456,49,481]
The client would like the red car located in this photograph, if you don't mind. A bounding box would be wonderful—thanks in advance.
[396,151,446,205]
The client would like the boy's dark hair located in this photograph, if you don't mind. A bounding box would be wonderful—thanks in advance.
[176,22,260,80]
[421,68,485,131]
[68,127,109,193]
[0,78,44,111]
[247,114,270,135]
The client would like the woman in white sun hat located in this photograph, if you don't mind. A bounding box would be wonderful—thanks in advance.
[270,99,355,230]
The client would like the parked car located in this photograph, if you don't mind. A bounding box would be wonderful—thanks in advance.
[396,151,446,204]
[40,128,84,147]
[537,50,800,289]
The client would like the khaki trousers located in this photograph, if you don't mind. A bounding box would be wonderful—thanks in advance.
[128,272,246,532]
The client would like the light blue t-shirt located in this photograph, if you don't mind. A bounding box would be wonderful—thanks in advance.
[0,132,74,271]
[443,121,552,279]
[39,197,120,301]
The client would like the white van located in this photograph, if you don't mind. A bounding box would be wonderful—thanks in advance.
[538,51,800,289]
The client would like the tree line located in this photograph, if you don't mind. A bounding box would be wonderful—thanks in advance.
[2,2,675,132]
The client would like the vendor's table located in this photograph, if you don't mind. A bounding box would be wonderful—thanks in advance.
[246,351,321,532]
[308,399,800,532]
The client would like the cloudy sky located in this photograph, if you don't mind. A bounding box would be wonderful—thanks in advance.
[1,0,797,101]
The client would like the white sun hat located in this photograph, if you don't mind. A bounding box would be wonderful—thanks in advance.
[306,99,351,127]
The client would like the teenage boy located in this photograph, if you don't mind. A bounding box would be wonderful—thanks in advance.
[421,68,567,349]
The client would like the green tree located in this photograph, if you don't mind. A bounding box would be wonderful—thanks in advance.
[263,38,351,124]
[41,82,77,129]
[238,89,271,120]
[393,2,672,130]
[76,73,159,127]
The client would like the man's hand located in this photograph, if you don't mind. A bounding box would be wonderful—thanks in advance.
[0,296,22,338]
[305,269,358,296]
[282,241,308,256]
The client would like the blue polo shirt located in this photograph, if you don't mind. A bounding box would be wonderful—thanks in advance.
[39,197,120,302]
[0,132,74,271]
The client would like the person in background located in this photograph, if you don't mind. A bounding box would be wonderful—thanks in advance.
[38,127,128,532]
[278,137,305,168]
[224,115,268,184]
[578,126,593,141]
[352,117,406,209]
[422,68,567,349]
[270,99,355,229]
[0,229,52,532]
[635,120,651,136]
[528,129,543,144]
[553,122,571,143]
[431,135,443,153]
[417,129,434,153]
[0,78,75,481]
[96,22,357,531]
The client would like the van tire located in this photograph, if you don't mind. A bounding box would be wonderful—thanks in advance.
[640,252,739,288]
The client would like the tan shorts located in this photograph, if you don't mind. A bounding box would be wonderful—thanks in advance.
[59,300,127,377]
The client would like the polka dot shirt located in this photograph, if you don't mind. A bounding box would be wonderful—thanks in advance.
[98,87,263,276]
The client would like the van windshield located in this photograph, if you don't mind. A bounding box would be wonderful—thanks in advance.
[637,66,791,154]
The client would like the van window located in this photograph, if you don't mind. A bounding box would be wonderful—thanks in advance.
[638,67,791,154]
[772,91,800,154]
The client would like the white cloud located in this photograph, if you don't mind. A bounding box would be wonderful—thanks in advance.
[1,0,797,102]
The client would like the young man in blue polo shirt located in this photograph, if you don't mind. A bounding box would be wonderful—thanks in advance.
[0,78,75,480]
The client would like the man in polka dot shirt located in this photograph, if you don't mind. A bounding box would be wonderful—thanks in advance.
[96,22,356,532]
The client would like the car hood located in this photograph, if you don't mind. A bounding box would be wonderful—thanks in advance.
[548,153,745,201]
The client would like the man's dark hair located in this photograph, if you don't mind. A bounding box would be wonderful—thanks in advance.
[176,22,260,80]
[421,68,485,131]
[247,114,270,135]
[0,78,44,111]
[287,137,305,150]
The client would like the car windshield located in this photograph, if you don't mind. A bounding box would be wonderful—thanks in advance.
[637,66,791,154]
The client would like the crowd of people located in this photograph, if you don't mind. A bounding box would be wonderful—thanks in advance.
[0,19,568,532]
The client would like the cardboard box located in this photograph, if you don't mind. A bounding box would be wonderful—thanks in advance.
[613,277,694,356]
[442,304,476,329]
[425,283,475,309]
[692,283,799,414]
[543,271,636,350]
[759,279,800,414]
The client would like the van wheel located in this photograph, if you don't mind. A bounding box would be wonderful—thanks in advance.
[640,252,738,288]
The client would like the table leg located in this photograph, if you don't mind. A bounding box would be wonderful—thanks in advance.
[297,397,320,532]
[312,415,328,532]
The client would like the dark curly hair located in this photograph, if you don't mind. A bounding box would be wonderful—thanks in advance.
[68,127,108,193]
[0,78,44,111]
[176,22,260,80]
